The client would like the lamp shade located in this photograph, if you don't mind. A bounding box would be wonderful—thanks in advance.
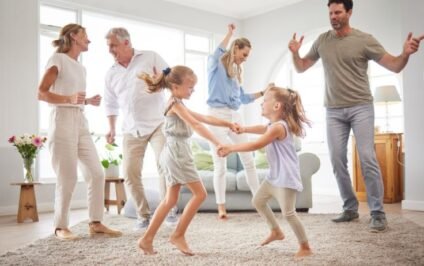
[373,85,401,103]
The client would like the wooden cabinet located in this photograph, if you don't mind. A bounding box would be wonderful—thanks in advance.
[352,133,403,203]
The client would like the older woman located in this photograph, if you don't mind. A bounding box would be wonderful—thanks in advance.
[38,23,121,240]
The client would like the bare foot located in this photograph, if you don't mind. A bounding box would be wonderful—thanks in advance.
[260,229,285,246]
[218,212,228,220]
[169,235,194,256]
[137,237,157,255]
[218,204,228,220]
[294,243,312,260]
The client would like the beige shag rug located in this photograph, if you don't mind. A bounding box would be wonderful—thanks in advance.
[1,212,423,265]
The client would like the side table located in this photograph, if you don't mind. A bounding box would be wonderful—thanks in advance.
[10,182,42,223]
[104,178,127,214]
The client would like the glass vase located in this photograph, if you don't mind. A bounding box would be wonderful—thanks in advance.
[23,157,35,183]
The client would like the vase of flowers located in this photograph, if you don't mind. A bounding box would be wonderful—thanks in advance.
[8,134,47,183]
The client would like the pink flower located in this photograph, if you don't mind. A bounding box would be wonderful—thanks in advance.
[32,137,43,147]
[8,136,15,143]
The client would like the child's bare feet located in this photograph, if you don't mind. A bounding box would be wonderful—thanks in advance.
[218,204,228,220]
[218,212,228,220]
[137,237,157,255]
[294,242,312,260]
[260,228,285,246]
[169,234,194,256]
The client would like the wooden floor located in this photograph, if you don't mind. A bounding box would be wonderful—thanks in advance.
[0,194,423,254]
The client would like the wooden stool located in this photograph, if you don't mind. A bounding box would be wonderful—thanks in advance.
[11,182,42,223]
[104,178,127,214]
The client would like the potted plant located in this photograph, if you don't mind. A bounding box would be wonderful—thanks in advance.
[100,143,122,179]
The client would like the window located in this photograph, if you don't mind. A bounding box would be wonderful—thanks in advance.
[274,41,326,144]
[369,62,403,133]
[38,3,212,179]
[38,4,78,179]
[40,5,77,26]
[184,33,211,114]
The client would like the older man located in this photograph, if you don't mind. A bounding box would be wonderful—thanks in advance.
[104,27,178,229]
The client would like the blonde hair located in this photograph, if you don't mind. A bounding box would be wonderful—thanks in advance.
[52,24,85,53]
[138,65,196,93]
[269,87,311,137]
[221,38,251,83]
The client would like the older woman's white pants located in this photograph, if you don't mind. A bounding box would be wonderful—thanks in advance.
[48,107,104,229]
[208,107,259,204]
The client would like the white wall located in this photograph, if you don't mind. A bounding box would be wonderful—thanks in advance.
[243,0,424,209]
[0,0,39,143]
[401,0,424,211]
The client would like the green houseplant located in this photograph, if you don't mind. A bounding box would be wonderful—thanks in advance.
[101,143,122,169]
[101,143,122,178]
[93,134,123,178]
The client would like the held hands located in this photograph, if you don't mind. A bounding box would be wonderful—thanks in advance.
[85,94,102,106]
[229,122,244,134]
[288,33,304,54]
[403,32,424,56]
[216,144,232,157]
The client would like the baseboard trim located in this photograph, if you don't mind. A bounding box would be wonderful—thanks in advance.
[0,200,87,216]
[402,200,424,211]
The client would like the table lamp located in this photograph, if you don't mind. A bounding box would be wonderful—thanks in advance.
[373,85,401,132]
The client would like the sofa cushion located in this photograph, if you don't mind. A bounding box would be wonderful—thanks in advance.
[194,151,214,171]
[255,148,269,169]
[191,140,214,171]
[191,138,238,171]
[180,170,237,193]
[236,169,269,191]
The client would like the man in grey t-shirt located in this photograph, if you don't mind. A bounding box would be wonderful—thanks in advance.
[288,0,423,232]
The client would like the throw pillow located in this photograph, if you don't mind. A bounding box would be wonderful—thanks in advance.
[191,140,214,171]
[255,148,269,169]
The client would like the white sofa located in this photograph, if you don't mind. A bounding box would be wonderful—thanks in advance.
[176,138,320,212]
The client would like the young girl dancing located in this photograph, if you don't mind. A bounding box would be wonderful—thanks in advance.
[218,86,313,259]
[137,66,238,256]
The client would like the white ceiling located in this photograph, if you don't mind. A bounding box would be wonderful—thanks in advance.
[163,0,303,19]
